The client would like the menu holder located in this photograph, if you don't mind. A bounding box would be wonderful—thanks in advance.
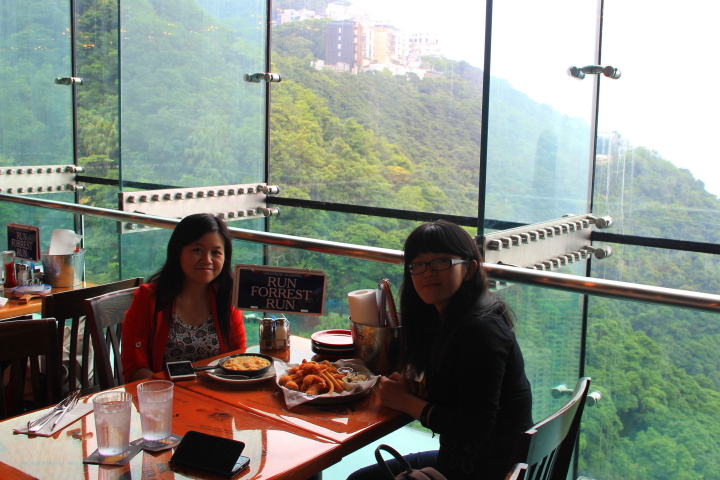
[6,224,40,262]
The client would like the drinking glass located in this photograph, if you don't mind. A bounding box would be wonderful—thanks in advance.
[93,391,132,460]
[137,380,174,445]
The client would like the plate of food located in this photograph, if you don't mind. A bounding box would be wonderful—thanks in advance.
[276,359,377,406]
[203,355,278,384]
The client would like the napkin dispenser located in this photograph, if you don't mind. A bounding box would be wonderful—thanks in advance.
[259,317,290,349]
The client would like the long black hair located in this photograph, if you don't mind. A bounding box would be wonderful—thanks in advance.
[399,220,513,375]
[148,213,234,341]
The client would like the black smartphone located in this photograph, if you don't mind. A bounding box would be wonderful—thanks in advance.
[170,431,250,478]
[166,361,197,381]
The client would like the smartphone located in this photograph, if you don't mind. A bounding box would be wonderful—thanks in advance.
[166,361,197,381]
[170,431,250,478]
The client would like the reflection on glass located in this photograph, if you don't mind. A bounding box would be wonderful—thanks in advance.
[268,206,408,339]
[269,0,486,214]
[120,0,267,187]
[595,2,720,243]
[0,0,73,167]
[496,280,583,421]
[486,0,598,226]
[584,244,720,478]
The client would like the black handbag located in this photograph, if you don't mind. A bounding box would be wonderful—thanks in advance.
[374,444,447,480]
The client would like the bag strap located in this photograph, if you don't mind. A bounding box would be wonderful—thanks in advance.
[377,278,399,327]
[375,444,413,480]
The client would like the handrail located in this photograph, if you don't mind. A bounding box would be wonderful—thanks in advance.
[2,193,720,313]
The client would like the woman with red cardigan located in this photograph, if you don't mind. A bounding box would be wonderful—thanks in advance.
[121,213,246,382]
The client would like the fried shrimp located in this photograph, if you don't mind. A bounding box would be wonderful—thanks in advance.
[280,361,362,396]
[301,374,326,391]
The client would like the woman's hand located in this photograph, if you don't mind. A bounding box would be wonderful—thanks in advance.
[377,372,429,420]
[408,378,429,400]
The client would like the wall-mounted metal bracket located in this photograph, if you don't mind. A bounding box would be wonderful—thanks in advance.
[119,183,281,233]
[551,384,603,406]
[55,77,84,85]
[480,213,614,276]
[243,72,282,83]
[0,165,85,194]
[567,65,621,80]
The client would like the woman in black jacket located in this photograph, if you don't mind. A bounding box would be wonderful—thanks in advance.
[348,220,533,480]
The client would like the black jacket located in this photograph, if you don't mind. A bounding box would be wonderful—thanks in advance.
[425,312,533,480]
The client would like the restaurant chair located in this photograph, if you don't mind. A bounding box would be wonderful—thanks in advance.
[510,376,591,480]
[41,277,143,395]
[84,287,139,390]
[505,463,529,480]
[0,319,62,420]
[0,314,35,323]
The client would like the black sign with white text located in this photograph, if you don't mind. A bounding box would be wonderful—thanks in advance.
[7,223,41,261]
[232,265,326,316]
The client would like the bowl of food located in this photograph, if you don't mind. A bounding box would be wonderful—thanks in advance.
[215,353,274,377]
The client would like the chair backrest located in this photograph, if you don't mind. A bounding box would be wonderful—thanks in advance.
[84,287,139,390]
[0,319,62,420]
[41,277,143,395]
[505,463,529,480]
[511,377,591,480]
[0,314,35,323]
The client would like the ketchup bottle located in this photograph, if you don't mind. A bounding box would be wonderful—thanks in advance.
[2,251,18,288]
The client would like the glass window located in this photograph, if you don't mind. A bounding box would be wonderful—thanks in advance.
[270,0,486,216]
[0,0,73,168]
[485,0,599,226]
[119,0,267,188]
[593,2,720,244]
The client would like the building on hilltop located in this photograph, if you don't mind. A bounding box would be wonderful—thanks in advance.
[276,9,317,25]
[325,20,373,73]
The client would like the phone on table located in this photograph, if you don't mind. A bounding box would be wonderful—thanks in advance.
[166,360,197,381]
[170,430,250,478]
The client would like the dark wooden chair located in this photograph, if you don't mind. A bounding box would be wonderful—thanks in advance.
[84,287,139,390]
[0,314,35,323]
[41,277,143,395]
[505,463,529,480]
[0,319,62,420]
[511,377,591,480]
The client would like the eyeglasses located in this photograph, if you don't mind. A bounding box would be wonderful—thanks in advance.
[408,258,468,275]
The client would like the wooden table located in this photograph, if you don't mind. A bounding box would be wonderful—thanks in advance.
[0,383,341,480]
[0,282,96,320]
[0,335,410,479]
[170,336,411,456]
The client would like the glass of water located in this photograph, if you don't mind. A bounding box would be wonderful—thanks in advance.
[137,380,174,446]
[93,391,132,460]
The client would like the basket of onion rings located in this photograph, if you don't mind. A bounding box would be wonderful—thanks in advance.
[276,359,378,407]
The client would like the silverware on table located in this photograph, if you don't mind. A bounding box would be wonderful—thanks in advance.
[27,390,80,432]
[51,390,80,431]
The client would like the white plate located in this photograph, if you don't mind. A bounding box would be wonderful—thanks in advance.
[204,358,277,384]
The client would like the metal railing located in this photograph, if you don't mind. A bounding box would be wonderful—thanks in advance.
[3,193,720,313]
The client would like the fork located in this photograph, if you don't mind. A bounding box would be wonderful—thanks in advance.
[27,390,80,431]
[50,390,80,432]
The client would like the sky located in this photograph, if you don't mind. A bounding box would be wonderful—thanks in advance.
[347,0,720,198]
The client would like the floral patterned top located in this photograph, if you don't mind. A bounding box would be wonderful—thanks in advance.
[164,313,220,363]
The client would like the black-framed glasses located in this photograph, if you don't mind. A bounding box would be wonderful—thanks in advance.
[408,258,468,275]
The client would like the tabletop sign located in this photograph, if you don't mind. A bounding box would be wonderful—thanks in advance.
[7,224,41,262]
[233,264,326,316]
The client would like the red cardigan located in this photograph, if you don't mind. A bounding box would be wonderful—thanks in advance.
[121,283,247,382]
